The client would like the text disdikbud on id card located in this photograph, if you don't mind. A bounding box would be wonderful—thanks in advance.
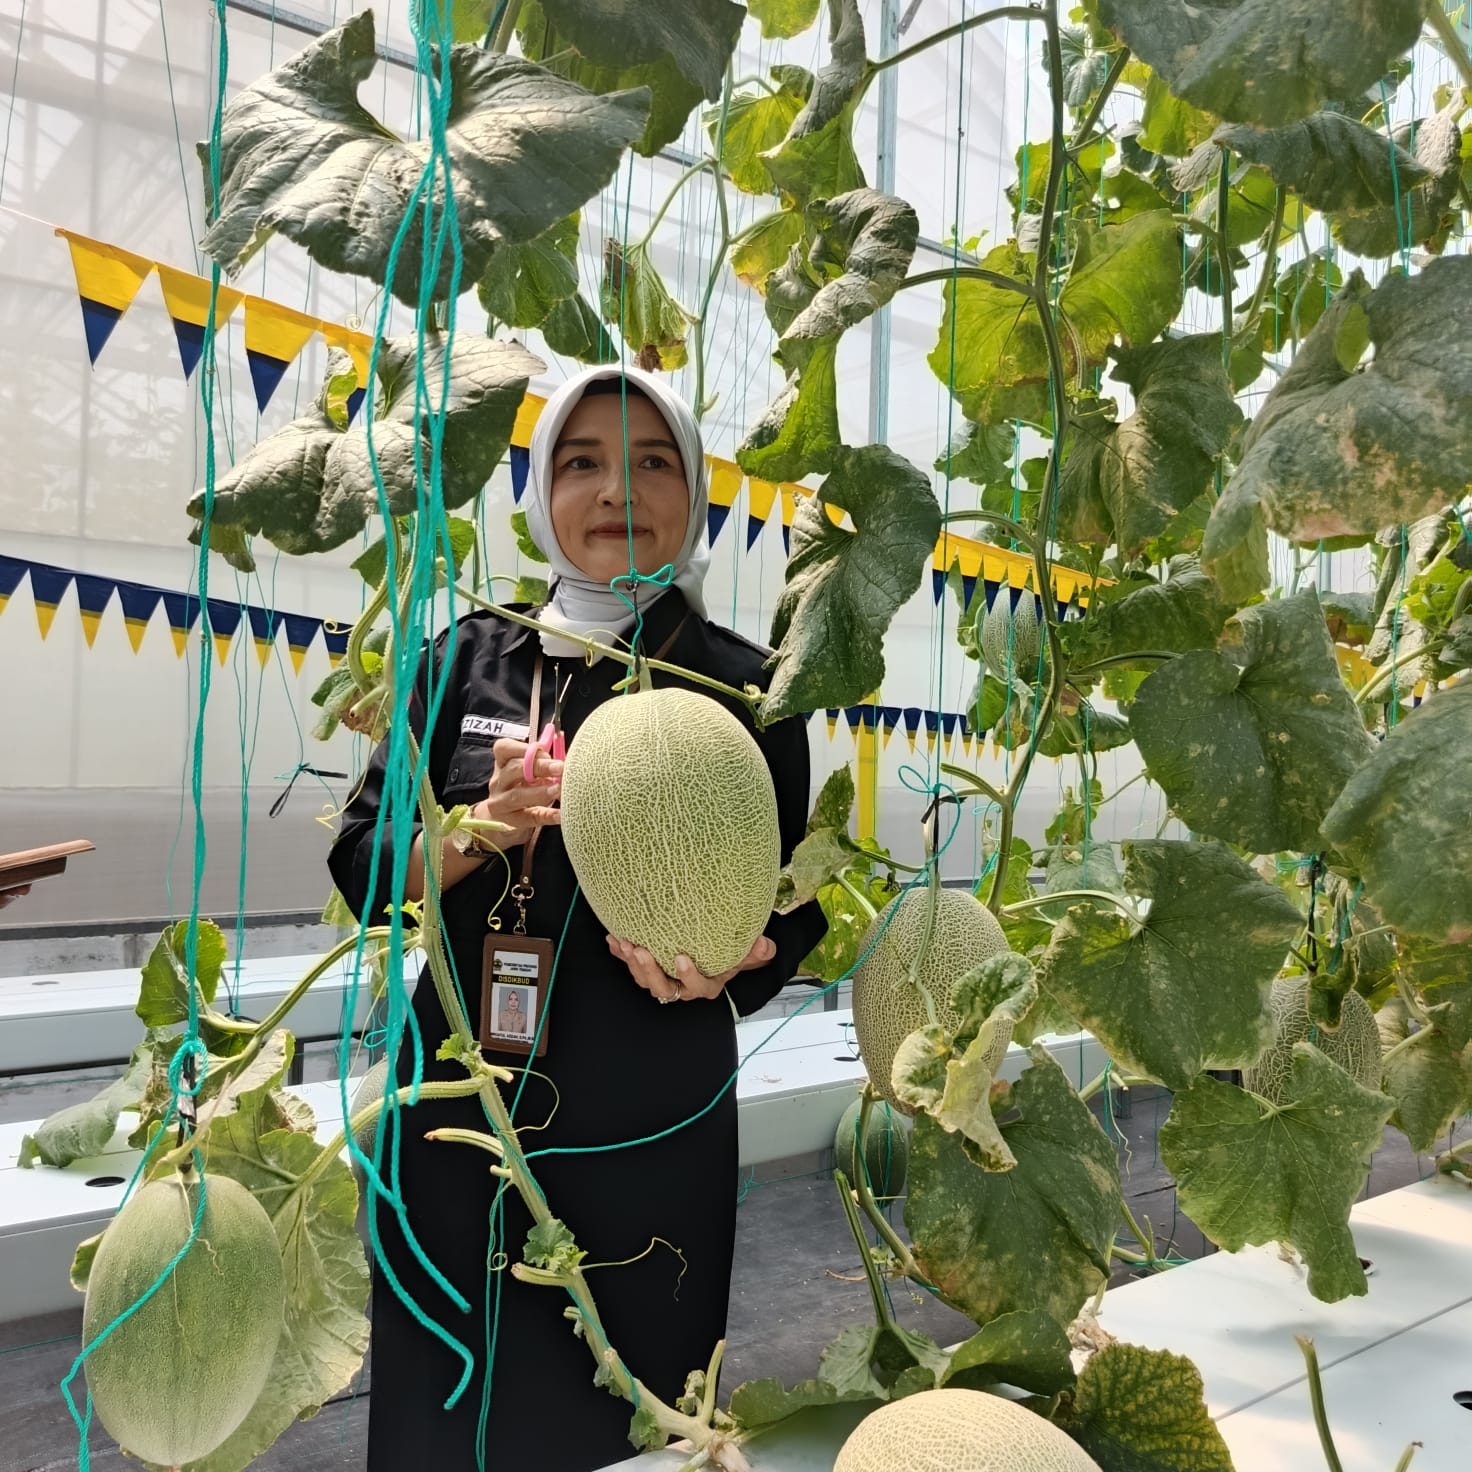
[479,935,553,1057]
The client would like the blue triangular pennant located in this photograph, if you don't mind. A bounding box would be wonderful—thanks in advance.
[510,445,530,503]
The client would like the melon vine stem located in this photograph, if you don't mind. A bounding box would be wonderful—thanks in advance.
[1296,1338,1346,1472]
[1426,2,1472,91]
[853,1087,926,1281]
[865,5,1043,80]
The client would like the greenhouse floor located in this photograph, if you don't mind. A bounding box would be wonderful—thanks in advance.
[0,1062,1442,1472]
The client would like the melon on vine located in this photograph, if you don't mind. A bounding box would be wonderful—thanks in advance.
[852,888,1012,1110]
[1243,977,1383,1102]
[349,1058,390,1191]
[834,1093,910,1197]
[82,1169,285,1467]
[834,1387,1102,1472]
[559,687,781,978]
[980,588,1042,682]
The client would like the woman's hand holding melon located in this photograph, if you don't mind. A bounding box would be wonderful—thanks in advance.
[475,739,563,851]
[608,933,777,1003]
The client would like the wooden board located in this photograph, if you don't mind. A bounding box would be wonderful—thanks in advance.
[0,839,94,888]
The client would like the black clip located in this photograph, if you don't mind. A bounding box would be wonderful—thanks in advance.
[270,762,349,818]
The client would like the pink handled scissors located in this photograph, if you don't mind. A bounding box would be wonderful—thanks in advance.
[523,672,574,785]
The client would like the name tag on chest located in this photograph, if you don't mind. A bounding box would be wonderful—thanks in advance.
[461,714,530,741]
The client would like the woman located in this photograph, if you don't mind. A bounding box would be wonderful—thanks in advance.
[329,364,827,1472]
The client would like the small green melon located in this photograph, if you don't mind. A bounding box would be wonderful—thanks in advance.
[852,888,1013,1110]
[349,1059,390,1191]
[83,1170,285,1467]
[559,688,781,978]
[980,589,1041,682]
[834,1094,910,1197]
[834,1387,1103,1472]
[1242,978,1383,1103]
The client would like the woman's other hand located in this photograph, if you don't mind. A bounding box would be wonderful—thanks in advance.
[607,933,777,1003]
[480,738,563,850]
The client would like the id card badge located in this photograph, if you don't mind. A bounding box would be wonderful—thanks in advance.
[479,935,553,1058]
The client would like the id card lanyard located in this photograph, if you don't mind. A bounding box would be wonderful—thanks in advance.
[479,652,565,1058]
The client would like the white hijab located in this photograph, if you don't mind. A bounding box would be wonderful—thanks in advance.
[522,364,711,658]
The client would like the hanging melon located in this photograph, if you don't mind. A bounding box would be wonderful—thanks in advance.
[349,1058,390,1193]
[834,1094,910,1197]
[1242,978,1383,1102]
[980,587,1042,682]
[82,1169,285,1467]
[852,888,1013,1109]
[834,1387,1102,1472]
[559,687,781,978]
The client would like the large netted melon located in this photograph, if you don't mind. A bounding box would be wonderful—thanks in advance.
[82,1170,285,1466]
[853,888,1013,1110]
[1242,978,1383,1103]
[834,1387,1102,1472]
[559,687,781,978]
[835,1094,910,1197]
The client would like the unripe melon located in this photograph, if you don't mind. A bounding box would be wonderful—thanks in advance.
[853,889,1013,1110]
[1242,978,1383,1103]
[559,688,781,978]
[83,1170,285,1466]
[835,1095,909,1197]
[834,1387,1102,1472]
[980,589,1041,682]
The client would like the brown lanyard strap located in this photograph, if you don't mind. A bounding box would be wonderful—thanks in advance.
[508,614,690,933]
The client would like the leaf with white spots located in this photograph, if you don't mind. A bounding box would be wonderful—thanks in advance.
[1034,841,1299,1090]
[1131,590,1372,854]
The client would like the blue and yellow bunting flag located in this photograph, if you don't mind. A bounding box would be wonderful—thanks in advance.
[57,230,154,365]
[243,295,320,413]
[72,572,115,648]
[156,264,245,379]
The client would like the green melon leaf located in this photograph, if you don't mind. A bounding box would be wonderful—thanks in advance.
[780,189,919,368]
[1321,681,1472,946]
[600,238,692,370]
[531,0,743,101]
[777,823,859,912]
[146,1080,369,1471]
[1160,1045,1394,1301]
[1400,938,1472,1052]
[1035,840,1298,1090]
[1332,109,1463,260]
[1258,251,1343,354]
[937,422,1015,487]
[1095,0,1425,128]
[819,1321,949,1399]
[1055,25,1112,109]
[516,16,697,158]
[525,1217,588,1274]
[761,0,868,208]
[1063,567,1235,673]
[1205,261,1472,591]
[732,208,807,292]
[1131,590,1372,854]
[190,339,542,555]
[136,919,227,1027]
[710,68,810,193]
[17,1041,153,1170]
[511,509,549,565]
[1135,68,1218,156]
[353,516,478,590]
[1381,1026,1472,1154]
[809,763,856,834]
[1038,843,1123,923]
[476,213,580,328]
[764,445,941,721]
[540,290,617,363]
[1068,335,1243,557]
[749,0,823,39]
[1216,113,1427,214]
[199,14,649,302]
[510,574,550,605]
[905,1048,1121,1330]
[941,1311,1076,1396]
[931,243,1050,400]
[893,955,1038,1170]
[1058,1343,1233,1472]
[736,337,842,481]
[1011,137,1116,217]
[1059,212,1185,367]
[801,873,900,986]
[726,1373,875,1433]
